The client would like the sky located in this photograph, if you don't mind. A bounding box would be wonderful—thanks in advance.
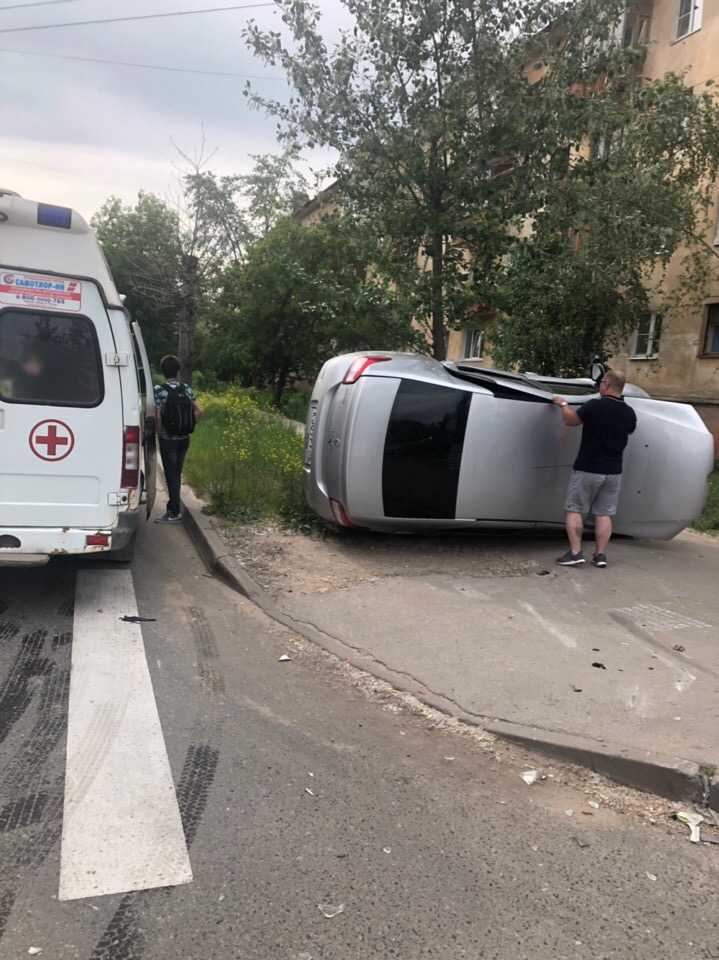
[0,0,350,221]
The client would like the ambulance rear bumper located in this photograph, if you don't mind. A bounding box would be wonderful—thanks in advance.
[0,513,137,561]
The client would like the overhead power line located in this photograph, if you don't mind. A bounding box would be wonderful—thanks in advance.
[0,0,86,10]
[0,0,88,13]
[0,46,284,78]
[0,2,275,34]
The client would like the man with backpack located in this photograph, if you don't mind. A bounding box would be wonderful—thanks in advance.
[153,354,203,523]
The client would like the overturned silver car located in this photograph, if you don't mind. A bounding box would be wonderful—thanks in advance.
[303,352,714,538]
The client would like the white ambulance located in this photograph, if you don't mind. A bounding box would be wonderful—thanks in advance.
[0,190,157,564]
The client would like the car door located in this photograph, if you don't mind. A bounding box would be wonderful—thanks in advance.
[0,277,123,531]
[132,321,157,518]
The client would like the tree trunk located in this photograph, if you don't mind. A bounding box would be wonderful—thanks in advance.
[274,364,289,408]
[178,252,199,385]
[431,230,446,360]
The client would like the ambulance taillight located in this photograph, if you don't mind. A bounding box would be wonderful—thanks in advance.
[121,426,140,488]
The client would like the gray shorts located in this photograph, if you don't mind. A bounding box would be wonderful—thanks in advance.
[565,470,622,517]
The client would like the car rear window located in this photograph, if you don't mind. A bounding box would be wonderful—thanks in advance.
[0,309,104,407]
[383,379,470,519]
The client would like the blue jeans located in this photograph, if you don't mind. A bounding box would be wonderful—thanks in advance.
[159,437,190,517]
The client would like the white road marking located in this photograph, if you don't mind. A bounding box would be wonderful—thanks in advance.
[519,601,578,650]
[59,569,192,901]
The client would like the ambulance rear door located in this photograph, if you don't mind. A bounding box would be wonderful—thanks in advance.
[0,273,124,531]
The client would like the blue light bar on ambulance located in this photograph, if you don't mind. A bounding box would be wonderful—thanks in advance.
[37,203,72,229]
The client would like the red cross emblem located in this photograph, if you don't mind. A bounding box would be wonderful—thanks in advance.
[29,420,75,462]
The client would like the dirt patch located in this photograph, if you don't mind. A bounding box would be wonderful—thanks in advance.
[216,520,545,599]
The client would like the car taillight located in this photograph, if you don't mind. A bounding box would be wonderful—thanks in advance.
[330,498,363,528]
[121,426,140,488]
[342,355,392,384]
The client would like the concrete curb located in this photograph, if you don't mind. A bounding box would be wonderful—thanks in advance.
[180,485,717,811]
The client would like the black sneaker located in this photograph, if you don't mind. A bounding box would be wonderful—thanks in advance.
[155,512,180,524]
[592,553,607,567]
[555,550,585,566]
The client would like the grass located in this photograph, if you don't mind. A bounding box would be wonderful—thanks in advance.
[691,458,719,534]
[184,386,321,531]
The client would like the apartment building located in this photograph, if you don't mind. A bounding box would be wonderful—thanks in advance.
[610,0,719,447]
[448,1,719,447]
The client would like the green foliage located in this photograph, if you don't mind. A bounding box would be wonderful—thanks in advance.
[183,387,319,529]
[243,0,719,368]
[692,460,719,534]
[203,215,420,404]
[490,243,647,376]
[91,192,182,360]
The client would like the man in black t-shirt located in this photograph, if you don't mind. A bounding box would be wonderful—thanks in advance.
[552,370,637,568]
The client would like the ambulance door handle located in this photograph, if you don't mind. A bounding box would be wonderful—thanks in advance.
[105,352,128,367]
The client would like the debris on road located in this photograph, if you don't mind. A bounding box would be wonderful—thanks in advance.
[383,847,392,854]
[646,872,657,881]
[574,837,590,848]
[279,654,292,661]
[571,685,583,693]
[588,801,600,809]
[119,615,156,623]
[521,770,539,785]
[305,788,314,796]
[565,809,574,817]
[592,662,607,670]
[675,811,703,843]
[28,951,42,957]
[318,903,345,918]
[428,718,446,730]
[673,644,686,652]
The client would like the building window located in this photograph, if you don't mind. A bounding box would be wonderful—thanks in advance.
[631,313,662,359]
[702,303,719,355]
[463,329,484,359]
[676,0,703,40]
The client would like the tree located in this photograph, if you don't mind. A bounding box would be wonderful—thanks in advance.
[204,216,419,404]
[93,145,313,383]
[91,192,182,363]
[243,0,719,367]
[236,146,310,239]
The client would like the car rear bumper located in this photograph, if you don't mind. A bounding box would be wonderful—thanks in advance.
[0,512,137,561]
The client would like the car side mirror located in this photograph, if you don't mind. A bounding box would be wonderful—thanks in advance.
[591,362,606,385]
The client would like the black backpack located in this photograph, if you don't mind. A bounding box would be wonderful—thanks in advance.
[161,382,196,436]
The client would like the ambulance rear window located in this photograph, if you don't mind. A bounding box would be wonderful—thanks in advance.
[0,310,103,407]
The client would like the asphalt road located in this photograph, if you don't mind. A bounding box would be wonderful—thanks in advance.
[1,521,717,960]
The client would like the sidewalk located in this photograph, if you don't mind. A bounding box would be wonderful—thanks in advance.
[180,485,719,809]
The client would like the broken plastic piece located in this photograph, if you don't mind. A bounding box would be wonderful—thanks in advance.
[318,903,345,918]
[383,847,392,854]
[673,644,685,652]
[592,662,606,669]
[443,756,456,761]
[676,811,703,842]
[296,954,313,960]
[646,872,657,881]
[28,951,42,957]
[429,718,445,730]
[521,770,539,785]
[305,788,314,796]
[588,801,600,809]
[279,654,292,661]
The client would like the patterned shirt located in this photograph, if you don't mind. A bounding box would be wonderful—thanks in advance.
[154,380,198,440]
